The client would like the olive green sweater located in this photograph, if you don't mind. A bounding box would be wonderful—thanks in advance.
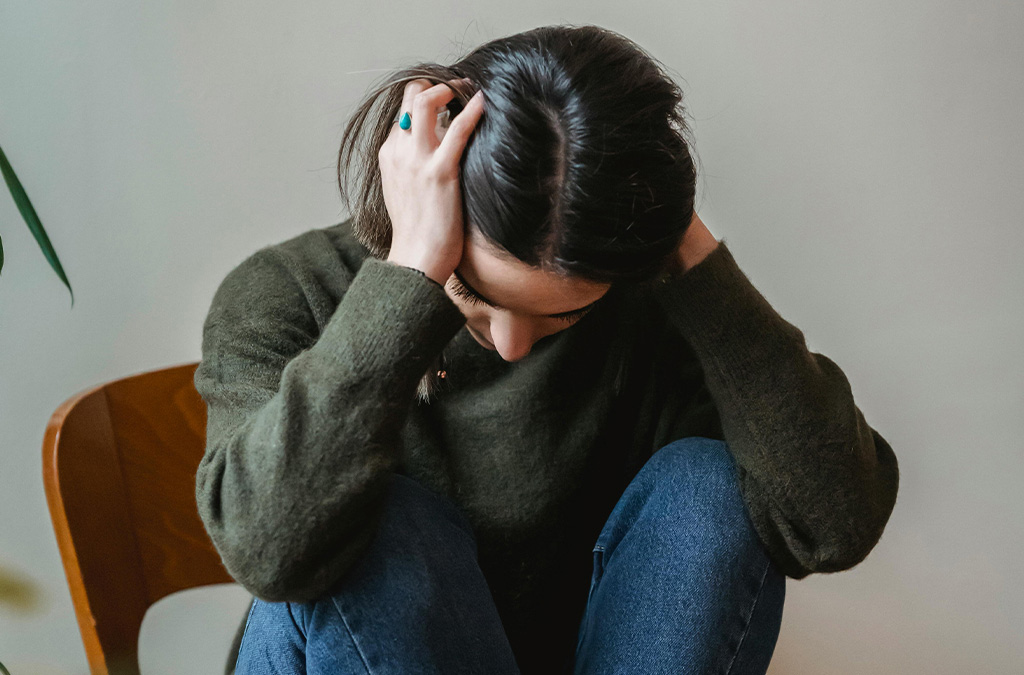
[194,217,898,671]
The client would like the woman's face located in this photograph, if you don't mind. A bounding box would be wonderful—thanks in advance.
[443,228,612,362]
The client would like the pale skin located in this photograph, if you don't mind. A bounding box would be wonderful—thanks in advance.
[446,214,718,362]
[380,77,720,362]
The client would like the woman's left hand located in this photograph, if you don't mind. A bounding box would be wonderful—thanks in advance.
[675,211,719,275]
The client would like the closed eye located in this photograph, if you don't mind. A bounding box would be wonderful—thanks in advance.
[448,275,595,324]
[449,276,488,306]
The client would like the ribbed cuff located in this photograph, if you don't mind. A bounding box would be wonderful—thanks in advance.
[392,261,447,289]
[650,239,808,367]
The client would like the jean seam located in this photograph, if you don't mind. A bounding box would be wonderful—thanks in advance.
[330,594,374,674]
[723,556,771,675]
[237,598,258,663]
[575,544,608,663]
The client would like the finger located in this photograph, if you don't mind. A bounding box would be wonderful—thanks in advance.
[384,78,433,148]
[400,78,434,116]
[397,78,433,128]
[435,89,485,166]
[410,80,466,149]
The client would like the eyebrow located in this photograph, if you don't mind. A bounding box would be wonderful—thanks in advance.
[452,268,602,318]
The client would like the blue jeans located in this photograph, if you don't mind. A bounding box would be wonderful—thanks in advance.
[235,437,785,674]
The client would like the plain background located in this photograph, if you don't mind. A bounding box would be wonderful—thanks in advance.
[2,1,1022,673]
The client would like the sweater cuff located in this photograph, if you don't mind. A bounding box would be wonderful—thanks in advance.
[318,256,467,376]
[649,239,808,366]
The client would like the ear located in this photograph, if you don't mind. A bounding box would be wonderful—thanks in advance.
[435,107,454,143]
[435,95,468,142]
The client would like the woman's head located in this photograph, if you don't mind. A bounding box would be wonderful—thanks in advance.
[336,23,700,396]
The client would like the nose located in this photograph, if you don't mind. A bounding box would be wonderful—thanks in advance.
[489,317,536,362]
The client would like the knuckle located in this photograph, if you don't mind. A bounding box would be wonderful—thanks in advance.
[421,161,442,181]
[444,125,467,147]
[448,117,468,136]
[428,159,456,182]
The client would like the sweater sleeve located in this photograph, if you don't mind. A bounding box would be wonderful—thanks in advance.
[650,240,899,579]
[193,247,466,602]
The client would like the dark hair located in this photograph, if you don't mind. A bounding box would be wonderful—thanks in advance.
[336,23,701,401]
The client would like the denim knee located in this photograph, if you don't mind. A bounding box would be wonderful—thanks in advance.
[237,472,516,675]
[576,437,785,674]
[597,436,764,567]
[386,472,480,554]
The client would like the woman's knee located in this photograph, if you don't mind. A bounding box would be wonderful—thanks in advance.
[236,596,312,674]
[236,473,488,673]
[577,437,785,672]
[602,436,765,567]
[385,472,478,554]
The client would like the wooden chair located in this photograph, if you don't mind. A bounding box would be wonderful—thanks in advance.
[42,362,242,675]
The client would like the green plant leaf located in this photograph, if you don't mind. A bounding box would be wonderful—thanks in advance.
[0,142,74,306]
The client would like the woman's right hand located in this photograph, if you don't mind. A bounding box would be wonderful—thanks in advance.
[379,77,485,286]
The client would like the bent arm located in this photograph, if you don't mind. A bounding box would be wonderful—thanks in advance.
[194,248,465,601]
[651,241,900,578]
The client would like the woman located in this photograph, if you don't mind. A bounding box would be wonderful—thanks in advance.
[194,24,900,674]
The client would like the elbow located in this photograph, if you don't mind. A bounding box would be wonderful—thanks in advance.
[197,514,345,603]
[195,462,383,603]
[194,461,302,600]
[800,508,895,574]
[763,434,900,578]
[223,559,333,604]
[790,449,900,575]
[220,521,381,603]
[768,504,896,579]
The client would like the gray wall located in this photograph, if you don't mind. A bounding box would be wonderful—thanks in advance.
[2,1,1021,673]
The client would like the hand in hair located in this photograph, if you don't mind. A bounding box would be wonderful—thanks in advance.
[378,77,485,286]
[673,211,720,275]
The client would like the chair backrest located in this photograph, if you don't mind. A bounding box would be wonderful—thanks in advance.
[42,362,233,675]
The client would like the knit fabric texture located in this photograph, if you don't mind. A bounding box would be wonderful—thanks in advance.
[193,218,899,672]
